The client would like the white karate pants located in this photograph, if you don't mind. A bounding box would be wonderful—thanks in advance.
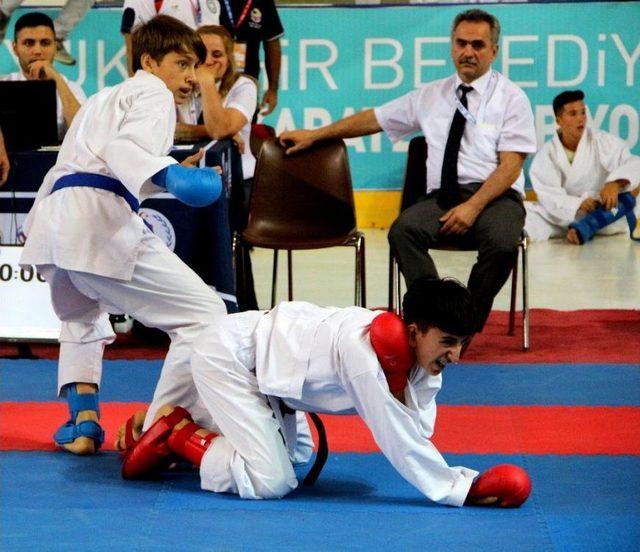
[190,313,310,499]
[39,229,227,430]
[525,203,632,242]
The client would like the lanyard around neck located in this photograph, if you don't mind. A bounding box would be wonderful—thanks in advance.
[454,71,496,126]
[189,0,202,24]
[455,91,476,126]
[223,0,253,30]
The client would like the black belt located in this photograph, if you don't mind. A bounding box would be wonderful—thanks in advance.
[304,412,328,487]
[278,400,328,486]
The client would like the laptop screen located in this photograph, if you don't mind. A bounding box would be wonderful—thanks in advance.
[0,80,58,152]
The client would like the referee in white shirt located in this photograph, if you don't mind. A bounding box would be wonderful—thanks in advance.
[280,9,537,334]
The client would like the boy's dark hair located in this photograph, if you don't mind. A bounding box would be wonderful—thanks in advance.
[452,9,501,45]
[402,277,477,337]
[14,12,55,39]
[552,90,585,116]
[131,15,206,73]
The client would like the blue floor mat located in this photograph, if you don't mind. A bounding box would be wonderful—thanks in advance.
[2,359,639,405]
[2,451,639,551]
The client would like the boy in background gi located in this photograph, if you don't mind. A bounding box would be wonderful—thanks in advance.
[121,277,531,508]
[525,90,640,244]
[20,15,227,455]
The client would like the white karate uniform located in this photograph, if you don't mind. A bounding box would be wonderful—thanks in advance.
[177,75,257,179]
[122,0,221,30]
[190,302,478,506]
[20,70,226,428]
[0,71,87,140]
[525,128,640,241]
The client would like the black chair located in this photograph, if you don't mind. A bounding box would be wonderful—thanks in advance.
[388,136,530,350]
[234,138,366,308]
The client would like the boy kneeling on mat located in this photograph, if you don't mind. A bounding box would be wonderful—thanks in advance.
[120,278,531,508]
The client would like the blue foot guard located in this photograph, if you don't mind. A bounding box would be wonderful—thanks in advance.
[53,384,105,450]
[569,191,639,244]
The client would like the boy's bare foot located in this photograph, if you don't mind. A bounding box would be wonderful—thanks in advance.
[566,228,581,245]
[62,409,100,455]
[58,383,101,455]
[115,409,147,451]
[115,406,194,452]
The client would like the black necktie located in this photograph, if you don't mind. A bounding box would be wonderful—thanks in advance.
[439,85,473,208]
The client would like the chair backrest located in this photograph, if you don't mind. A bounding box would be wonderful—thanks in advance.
[243,138,357,249]
[250,124,276,157]
[401,136,428,212]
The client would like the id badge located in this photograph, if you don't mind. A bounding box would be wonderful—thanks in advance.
[234,42,247,72]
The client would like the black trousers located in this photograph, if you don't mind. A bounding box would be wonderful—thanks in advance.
[388,183,525,331]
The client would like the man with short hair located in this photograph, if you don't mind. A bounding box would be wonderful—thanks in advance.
[1,12,86,140]
[280,9,537,333]
[0,1,93,65]
[525,90,640,244]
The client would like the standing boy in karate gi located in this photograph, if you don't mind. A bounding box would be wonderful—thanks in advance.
[20,15,228,455]
[122,277,532,508]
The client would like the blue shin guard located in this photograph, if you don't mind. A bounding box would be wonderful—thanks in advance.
[568,191,638,244]
[53,384,105,450]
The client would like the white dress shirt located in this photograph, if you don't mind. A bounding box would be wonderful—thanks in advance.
[0,71,87,140]
[375,69,537,196]
[21,71,178,280]
[177,75,257,179]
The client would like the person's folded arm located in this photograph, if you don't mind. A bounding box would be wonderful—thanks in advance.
[279,109,382,155]
[198,71,255,140]
[440,150,527,235]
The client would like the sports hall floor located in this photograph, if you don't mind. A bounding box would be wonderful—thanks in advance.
[1,231,639,551]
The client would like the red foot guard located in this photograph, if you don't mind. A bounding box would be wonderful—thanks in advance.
[167,422,217,467]
[121,407,191,480]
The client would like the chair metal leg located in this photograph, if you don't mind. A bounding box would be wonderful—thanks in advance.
[508,249,519,337]
[355,233,366,307]
[355,238,361,307]
[521,237,530,351]
[232,233,246,309]
[388,251,396,313]
[393,256,403,316]
[287,250,293,302]
[231,232,239,265]
[271,249,278,308]
[360,235,366,308]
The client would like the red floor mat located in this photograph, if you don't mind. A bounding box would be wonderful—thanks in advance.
[465,309,640,363]
[3,309,638,363]
[2,402,638,454]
